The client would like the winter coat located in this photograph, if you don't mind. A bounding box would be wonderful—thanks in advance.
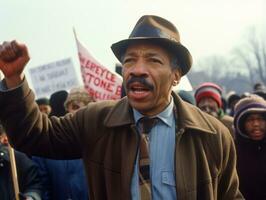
[235,136,266,200]
[0,144,43,200]
[32,157,89,200]
[0,80,243,200]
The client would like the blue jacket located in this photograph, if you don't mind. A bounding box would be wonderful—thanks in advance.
[0,144,43,200]
[32,157,89,200]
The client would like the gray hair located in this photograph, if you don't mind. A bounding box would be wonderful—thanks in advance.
[169,56,181,71]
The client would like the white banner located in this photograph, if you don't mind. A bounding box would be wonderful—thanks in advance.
[75,38,122,101]
[29,58,79,98]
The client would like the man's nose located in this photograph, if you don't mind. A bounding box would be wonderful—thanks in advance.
[252,119,260,126]
[130,59,148,76]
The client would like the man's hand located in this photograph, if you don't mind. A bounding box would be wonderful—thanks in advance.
[0,40,30,88]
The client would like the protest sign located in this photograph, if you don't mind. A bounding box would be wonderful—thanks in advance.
[75,38,122,101]
[29,58,79,98]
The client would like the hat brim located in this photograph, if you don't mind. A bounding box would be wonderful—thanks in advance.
[111,37,192,76]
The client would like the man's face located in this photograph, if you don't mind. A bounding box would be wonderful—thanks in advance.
[244,113,266,141]
[198,97,219,117]
[38,104,52,115]
[0,133,8,146]
[122,42,180,116]
[67,101,86,114]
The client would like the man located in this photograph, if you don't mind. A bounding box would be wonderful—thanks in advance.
[36,97,52,115]
[234,95,266,199]
[194,82,235,137]
[0,15,242,199]
[0,124,43,200]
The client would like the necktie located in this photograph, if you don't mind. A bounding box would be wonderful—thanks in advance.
[138,117,159,200]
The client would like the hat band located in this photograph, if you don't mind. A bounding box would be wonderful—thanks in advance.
[129,24,172,40]
[234,103,266,119]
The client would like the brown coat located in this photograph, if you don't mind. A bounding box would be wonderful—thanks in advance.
[0,80,243,200]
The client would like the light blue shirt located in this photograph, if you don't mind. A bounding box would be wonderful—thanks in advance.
[131,99,177,200]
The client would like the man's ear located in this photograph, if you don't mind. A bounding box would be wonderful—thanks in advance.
[172,69,181,86]
[173,79,179,86]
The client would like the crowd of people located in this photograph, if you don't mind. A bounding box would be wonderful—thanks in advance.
[0,15,266,200]
[182,81,266,200]
[0,86,94,200]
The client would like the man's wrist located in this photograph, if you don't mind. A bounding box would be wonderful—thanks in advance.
[5,74,25,89]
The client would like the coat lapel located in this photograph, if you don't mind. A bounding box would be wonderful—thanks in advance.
[104,97,139,199]
[172,92,218,135]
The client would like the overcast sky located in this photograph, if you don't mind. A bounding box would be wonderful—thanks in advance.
[1,0,265,80]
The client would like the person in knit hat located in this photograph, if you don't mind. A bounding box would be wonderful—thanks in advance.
[233,94,266,200]
[194,82,235,137]
[64,87,94,114]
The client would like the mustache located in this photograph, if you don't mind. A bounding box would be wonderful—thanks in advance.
[126,76,154,91]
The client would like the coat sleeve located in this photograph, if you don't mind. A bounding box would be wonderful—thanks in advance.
[0,79,85,159]
[217,129,244,200]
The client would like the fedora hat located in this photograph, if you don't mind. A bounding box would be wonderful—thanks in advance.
[111,15,193,75]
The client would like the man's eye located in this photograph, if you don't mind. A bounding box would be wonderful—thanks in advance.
[123,58,134,64]
[72,105,80,110]
[150,58,162,64]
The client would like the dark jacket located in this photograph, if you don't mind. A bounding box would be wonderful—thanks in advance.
[32,157,89,200]
[235,136,266,200]
[0,80,243,200]
[0,144,43,200]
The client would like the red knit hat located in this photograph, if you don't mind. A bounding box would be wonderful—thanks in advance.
[194,82,223,108]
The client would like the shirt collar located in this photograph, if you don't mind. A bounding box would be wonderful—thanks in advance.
[133,98,174,127]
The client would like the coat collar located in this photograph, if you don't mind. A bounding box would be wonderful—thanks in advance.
[104,93,217,135]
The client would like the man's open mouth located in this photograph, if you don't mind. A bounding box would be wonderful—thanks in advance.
[129,83,151,92]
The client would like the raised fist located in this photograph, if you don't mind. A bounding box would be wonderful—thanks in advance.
[0,40,30,87]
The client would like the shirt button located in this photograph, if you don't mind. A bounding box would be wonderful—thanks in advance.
[163,175,168,182]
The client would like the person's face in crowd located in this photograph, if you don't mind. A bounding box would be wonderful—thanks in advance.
[67,100,86,114]
[122,42,180,116]
[38,104,52,115]
[0,133,8,146]
[198,97,219,117]
[244,113,266,141]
